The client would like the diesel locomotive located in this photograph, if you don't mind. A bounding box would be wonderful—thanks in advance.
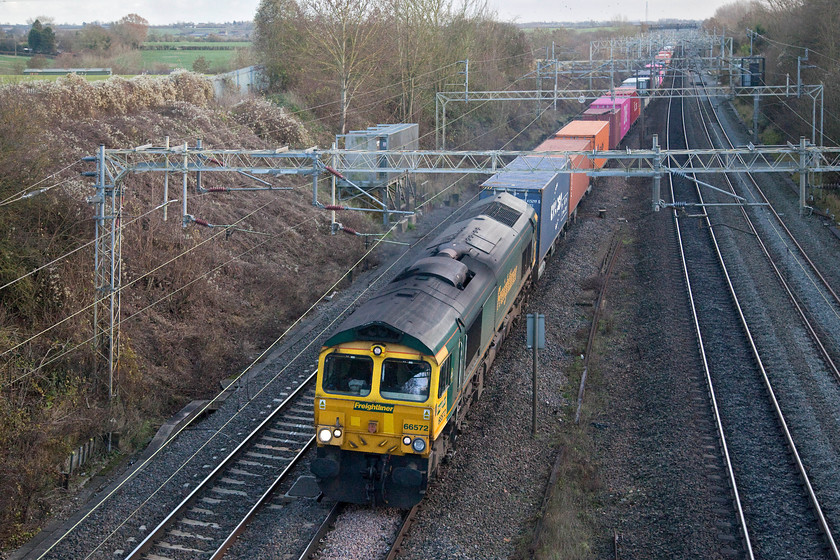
[311,192,537,507]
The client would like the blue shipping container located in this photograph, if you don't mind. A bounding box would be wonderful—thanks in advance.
[480,156,570,264]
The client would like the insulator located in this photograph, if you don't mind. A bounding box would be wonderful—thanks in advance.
[324,205,344,211]
[207,187,227,192]
[324,165,346,180]
[341,226,358,235]
[193,218,211,227]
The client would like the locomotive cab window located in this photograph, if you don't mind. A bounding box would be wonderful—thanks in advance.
[323,354,373,397]
[380,359,431,402]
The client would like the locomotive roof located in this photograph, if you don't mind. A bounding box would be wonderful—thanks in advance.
[324,193,534,357]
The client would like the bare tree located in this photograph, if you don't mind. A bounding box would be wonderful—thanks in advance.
[386,0,492,122]
[303,0,386,133]
[113,14,149,49]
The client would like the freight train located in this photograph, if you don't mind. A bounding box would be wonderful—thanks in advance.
[310,46,674,507]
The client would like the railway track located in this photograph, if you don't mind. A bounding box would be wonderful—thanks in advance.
[669,54,840,558]
[125,371,317,560]
[694,73,840,385]
[297,503,418,560]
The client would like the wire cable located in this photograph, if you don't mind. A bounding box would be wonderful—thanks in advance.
[0,200,180,294]
[0,193,283,365]
[4,214,319,389]
[0,159,83,207]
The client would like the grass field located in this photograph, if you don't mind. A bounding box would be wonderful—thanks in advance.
[0,46,248,76]
[0,54,31,74]
[139,48,241,72]
[142,41,251,49]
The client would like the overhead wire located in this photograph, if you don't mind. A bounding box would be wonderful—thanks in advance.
[0,199,181,294]
[0,193,283,365]
[280,48,542,121]
[69,166,485,559]
[4,214,319,389]
[4,50,610,369]
[247,48,546,147]
[2,66,513,380]
[750,30,840,66]
[39,89,549,554]
[0,158,83,207]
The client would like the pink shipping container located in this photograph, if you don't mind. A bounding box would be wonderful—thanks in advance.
[533,137,592,214]
[588,95,641,144]
[582,106,621,149]
[554,120,610,168]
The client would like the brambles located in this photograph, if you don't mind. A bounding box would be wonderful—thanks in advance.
[0,71,214,121]
[0,72,370,549]
[230,98,312,146]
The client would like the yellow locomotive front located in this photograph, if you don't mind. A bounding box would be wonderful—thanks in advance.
[311,341,444,507]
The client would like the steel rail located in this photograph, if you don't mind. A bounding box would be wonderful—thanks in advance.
[125,369,317,560]
[384,505,420,560]
[686,59,840,559]
[667,65,755,560]
[296,502,344,560]
[574,231,622,424]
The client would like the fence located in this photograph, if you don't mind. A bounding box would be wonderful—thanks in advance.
[61,434,112,487]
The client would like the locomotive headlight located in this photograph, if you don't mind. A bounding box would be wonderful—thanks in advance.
[411,438,426,453]
[402,436,412,446]
[318,427,333,443]
[333,428,343,439]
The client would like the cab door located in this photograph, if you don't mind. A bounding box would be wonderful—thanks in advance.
[445,338,466,420]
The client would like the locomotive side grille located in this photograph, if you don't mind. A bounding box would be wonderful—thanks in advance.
[480,202,521,227]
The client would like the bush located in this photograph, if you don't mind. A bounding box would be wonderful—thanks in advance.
[26,55,50,69]
[192,56,210,74]
[0,71,215,121]
[230,98,311,147]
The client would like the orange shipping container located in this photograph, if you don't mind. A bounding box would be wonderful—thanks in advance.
[534,137,592,214]
[554,120,609,168]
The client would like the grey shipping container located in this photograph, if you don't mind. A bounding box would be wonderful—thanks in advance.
[480,156,570,266]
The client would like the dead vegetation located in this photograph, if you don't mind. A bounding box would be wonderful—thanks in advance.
[0,72,369,549]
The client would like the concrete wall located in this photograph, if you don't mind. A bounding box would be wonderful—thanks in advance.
[211,65,266,98]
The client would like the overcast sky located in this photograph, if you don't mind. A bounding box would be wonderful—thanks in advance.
[0,0,727,26]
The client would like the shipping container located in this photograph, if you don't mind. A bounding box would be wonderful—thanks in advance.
[582,106,621,149]
[534,137,592,214]
[554,120,609,168]
[641,71,660,88]
[480,156,570,265]
[589,95,641,144]
[622,76,650,95]
[614,87,639,97]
